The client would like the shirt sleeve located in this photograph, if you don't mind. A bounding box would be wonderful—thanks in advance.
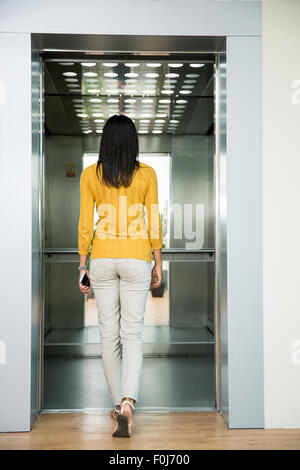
[144,169,163,249]
[78,169,95,255]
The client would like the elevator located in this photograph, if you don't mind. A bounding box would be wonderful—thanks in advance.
[0,0,265,433]
[40,49,223,412]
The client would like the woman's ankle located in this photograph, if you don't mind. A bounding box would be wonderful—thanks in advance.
[121,396,135,405]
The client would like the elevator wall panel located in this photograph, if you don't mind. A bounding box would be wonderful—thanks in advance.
[45,263,84,329]
[45,135,85,329]
[169,135,214,329]
[45,135,83,248]
[169,261,214,329]
[170,135,214,249]
[218,50,229,422]
[30,36,42,425]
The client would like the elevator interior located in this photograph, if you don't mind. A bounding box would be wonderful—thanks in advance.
[42,53,217,411]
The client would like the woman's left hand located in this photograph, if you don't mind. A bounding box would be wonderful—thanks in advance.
[78,269,91,296]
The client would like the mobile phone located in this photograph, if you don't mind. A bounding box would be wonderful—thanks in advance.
[80,272,90,287]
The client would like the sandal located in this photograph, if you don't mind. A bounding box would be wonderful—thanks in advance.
[112,399,135,438]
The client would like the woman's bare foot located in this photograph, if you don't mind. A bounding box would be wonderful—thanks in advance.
[110,404,121,420]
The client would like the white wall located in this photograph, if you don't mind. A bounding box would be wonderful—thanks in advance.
[0,33,32,432]
[262,0,300,428]
[226,35,264,428]
[0,0,260,36]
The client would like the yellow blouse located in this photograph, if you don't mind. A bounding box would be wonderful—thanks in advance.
[78,162,162,262]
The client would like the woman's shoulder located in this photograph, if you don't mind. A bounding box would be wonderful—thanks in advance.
[81,163,98,179]
[138,161,151,169]
[84,162,97,172]
[137,161,156,175]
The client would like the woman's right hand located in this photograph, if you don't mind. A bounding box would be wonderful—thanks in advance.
[78,270,91,296]
[150,263,163,289]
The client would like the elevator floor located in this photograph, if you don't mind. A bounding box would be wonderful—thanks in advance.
[43,356,216,411]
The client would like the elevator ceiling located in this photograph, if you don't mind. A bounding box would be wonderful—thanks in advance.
[44,58,214,136]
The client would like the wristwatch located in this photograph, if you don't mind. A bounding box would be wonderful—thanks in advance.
[78,265,88,270]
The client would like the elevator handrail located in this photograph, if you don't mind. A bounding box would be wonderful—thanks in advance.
[43,248,215,262]
[43,248,215,254]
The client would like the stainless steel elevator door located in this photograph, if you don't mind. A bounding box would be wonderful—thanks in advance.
[42,54,216,411]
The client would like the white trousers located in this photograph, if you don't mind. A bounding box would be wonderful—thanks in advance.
[89,257,152,405]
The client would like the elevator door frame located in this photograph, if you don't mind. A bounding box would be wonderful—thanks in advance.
[40,50,221,414]
[34,32,263,429]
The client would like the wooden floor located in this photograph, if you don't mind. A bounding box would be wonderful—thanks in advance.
[0,412,300,450]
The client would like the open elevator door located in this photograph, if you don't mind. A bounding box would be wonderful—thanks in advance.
[37,45,224,413]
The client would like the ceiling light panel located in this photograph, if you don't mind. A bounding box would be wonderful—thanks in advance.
[45,60,214,135]
[52,61,210,98]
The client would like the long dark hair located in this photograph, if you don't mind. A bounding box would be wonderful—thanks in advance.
[96,114,140,188]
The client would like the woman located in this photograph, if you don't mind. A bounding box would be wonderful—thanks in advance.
[77,114,163,437]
